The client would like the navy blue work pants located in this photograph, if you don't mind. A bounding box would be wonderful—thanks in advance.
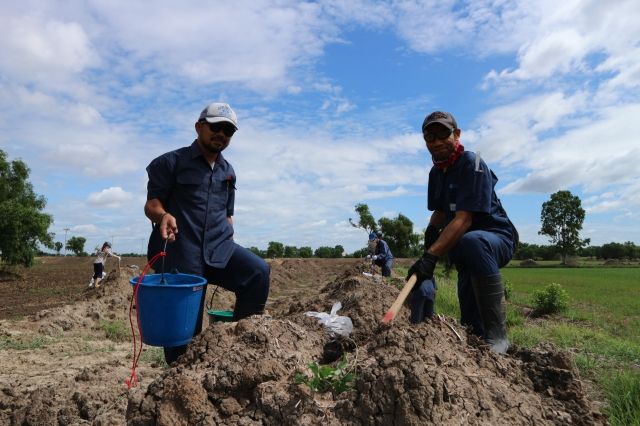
[449,231,513,337]
[164,244,270,364]
[380,259,393,277]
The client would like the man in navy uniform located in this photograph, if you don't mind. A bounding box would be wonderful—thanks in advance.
[144,102,270,363]
[407,111,517,353]
[366,232,394,277]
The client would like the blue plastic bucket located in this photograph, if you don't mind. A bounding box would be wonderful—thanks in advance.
[130,273,207,347]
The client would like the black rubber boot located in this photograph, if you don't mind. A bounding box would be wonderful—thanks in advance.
[233,302,265,321]
[470,274,508,353]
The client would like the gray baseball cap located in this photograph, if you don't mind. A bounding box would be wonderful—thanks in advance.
[422,111,457,131]
[199,102,238,129]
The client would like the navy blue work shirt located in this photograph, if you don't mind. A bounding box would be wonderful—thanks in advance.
[146,140,236,275]
[374,239,394,263]
[428,150,516,246]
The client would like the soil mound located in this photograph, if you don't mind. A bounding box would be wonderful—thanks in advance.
[126,265,606,425]
[520,259,538,267]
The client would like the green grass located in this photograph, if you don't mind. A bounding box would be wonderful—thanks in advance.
[139,347,168,367]
[396,263,640,424]
[0,336,49,350]
[98,319,129,342]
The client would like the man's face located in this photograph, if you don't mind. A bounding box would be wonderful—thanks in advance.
[423,123,460,161]
[195,121,236,155]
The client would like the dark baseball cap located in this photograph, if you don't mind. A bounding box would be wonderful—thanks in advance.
[422,111,458,131]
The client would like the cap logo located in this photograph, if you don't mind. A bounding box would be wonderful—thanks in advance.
[215,104,233,119]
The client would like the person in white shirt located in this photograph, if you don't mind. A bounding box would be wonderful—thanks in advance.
[88,242,121,288]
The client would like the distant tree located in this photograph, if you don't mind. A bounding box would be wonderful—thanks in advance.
[577,245,601,258]
[0,150,54,267]
[623,241,639,259]
[284,245,299,258]
[349,203,377,235]
[349,203,422,258]
[66,236,87,256]
[266,241,285,258]
[333,245,344,258]
[600,242,626,259]
[54,241,64,255]
[378,214,422,257]
[248,246,266,258]
[298,246,313,258]
[314,246,334,258]
[349,247,370,258]
[539,190,589,264]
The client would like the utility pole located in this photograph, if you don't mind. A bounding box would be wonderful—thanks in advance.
[63,228,70,256]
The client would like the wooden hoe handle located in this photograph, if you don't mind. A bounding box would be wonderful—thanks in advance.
[381,274,418,323]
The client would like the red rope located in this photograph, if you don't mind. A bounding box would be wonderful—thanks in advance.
[125,251,166,389]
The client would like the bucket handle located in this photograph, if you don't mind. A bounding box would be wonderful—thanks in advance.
[159,238,170,284]
[206,285,220,311]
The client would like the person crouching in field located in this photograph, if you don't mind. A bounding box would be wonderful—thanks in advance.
[89,242,121,288]
[366,232,394,277]
[407,110,518,353]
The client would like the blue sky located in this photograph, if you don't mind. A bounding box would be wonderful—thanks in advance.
[1,0,639,255]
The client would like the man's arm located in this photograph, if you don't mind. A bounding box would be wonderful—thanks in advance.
[427,210,473,257]
[144,198,178,242]
[406,210,473,282]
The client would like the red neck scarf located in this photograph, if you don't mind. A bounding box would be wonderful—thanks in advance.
[433,143,464,170]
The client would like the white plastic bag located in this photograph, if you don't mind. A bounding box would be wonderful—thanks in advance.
[304,302,353,337]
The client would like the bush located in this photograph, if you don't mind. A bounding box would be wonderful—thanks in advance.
[532,283,569,315]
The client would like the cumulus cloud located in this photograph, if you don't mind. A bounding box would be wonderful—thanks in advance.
[88,187,135,208]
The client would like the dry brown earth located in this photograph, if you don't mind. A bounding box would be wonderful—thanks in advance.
[0,257,607,425]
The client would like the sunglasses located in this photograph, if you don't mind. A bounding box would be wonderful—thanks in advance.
[201,121,236,137]
[423,128,453,143]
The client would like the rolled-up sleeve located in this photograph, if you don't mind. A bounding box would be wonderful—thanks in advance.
[146,154,175,202]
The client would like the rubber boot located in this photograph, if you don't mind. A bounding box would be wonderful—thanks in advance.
[233,302,265,321]
[470,274,508,353]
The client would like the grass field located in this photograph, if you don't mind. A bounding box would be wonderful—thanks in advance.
[394,263,640,425]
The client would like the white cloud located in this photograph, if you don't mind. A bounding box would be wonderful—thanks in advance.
[73,224,98,234]
[88,187,135,208]
[0,15,98,88]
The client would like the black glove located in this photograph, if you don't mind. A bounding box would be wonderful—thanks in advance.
[406,253,438,283]
[424,225,440,251]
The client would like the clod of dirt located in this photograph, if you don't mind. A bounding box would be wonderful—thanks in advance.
[126,266,607,425]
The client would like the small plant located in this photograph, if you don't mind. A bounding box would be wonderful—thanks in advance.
[295,356,355,394]
[503,279,513,301]
[99,320,129,342]
[532,283,569,315]
[139,347,169,368]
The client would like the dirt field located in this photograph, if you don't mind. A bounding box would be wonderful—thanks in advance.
[0,256,607,425]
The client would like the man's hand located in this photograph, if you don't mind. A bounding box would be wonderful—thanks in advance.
[160,213,178,242]
[406,253,438,282]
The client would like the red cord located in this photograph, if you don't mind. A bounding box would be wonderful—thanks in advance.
[125,251,166,389]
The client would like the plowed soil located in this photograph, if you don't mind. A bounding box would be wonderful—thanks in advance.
[0,257,607,425]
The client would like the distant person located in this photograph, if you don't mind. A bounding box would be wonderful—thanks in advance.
[407,111,518,353]
[89,242,120,288]
[144,102,270,364]
[366,232,394,277]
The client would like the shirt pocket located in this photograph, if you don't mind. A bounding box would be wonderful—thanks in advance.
[209,178,233,210]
